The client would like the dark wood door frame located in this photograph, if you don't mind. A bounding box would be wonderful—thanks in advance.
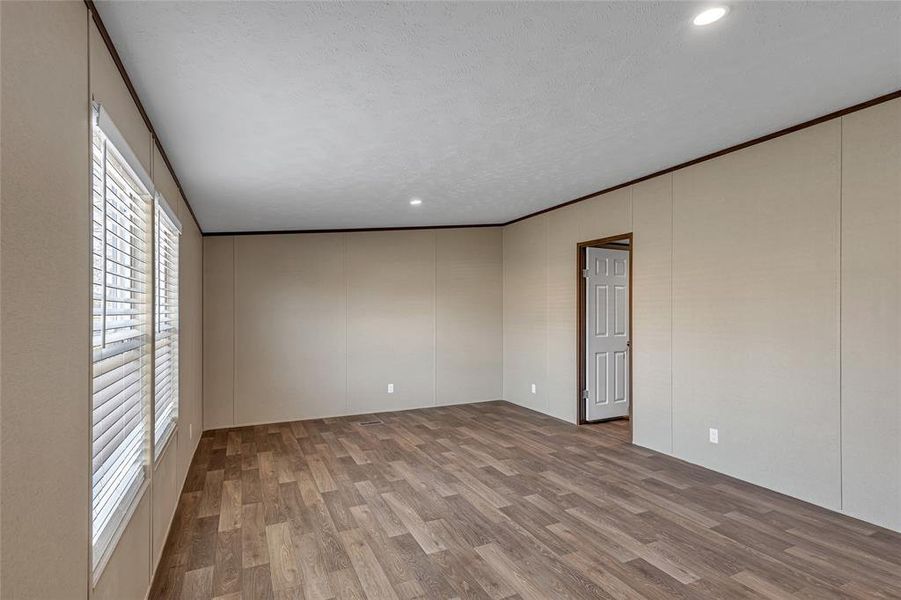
[577,233,633,432]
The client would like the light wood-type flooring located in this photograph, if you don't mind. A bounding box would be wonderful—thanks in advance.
[150,401,901,599]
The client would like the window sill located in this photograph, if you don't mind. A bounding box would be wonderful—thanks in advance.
[91,479,149,588]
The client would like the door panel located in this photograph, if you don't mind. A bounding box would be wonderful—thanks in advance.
[585,247,630,421]
[614,285,627,335]
[595,351,608,405]
[614,351,627,402]
[595,285,608,336]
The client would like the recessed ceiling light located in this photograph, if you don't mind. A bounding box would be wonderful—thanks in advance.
[409,198,422,206]
[693,6,728,26]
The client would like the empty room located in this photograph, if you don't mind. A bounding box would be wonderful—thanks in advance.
[2,1,901,599]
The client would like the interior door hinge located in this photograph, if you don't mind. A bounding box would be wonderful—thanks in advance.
[582,268,589,278]
[581,389,589,400]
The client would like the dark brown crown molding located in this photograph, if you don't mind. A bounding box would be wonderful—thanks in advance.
[503,89,901,226]
[84,0,203,233]
[204,223,501,237]
[205,88,899,237]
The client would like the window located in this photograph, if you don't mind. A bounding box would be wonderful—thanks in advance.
[91,106,154,573]
[154,196,180,456]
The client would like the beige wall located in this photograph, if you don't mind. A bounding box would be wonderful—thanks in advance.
[347,230,438,413]
[672,121,841,508]
[437,229,504,405]
[203,228,503,428]
[1,3,205,597]
[631,175,673,454]
[237,233,346,423]
[502,99,901,532]
[502,189,632,423]
[202,236,235,429]
[503,216,548,414]
[841,99,901,530]
[1,3,90,597]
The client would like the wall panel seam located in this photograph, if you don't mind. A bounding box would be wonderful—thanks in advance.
[838,116,844,510]
[200,232,204,457]
[344,234,350,414]
[669,173,674,455]
[231,237,236,426]
[433,232,438,406]
[545,218,550,414]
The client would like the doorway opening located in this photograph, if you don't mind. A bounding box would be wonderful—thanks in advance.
[577,233,632,439]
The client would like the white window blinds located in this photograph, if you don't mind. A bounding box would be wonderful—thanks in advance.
[91,106,153,572]
[154,197,180,456]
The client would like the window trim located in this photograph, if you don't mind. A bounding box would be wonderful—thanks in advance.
[90,103,155,585]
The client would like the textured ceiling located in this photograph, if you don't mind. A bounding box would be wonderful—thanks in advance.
[95,1,901,233]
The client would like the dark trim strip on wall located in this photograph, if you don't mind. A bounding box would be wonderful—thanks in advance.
[84,3,901,240]
[84,0,203,233]
[202,89,900,237]
[504,88,901,226]
[204,223,502,237]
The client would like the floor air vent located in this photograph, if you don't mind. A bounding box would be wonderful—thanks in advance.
[357,419,383,426]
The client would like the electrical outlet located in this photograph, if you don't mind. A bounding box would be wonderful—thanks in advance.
[709,428,719,444]
[531,383,537,394]
[387,383,394,394]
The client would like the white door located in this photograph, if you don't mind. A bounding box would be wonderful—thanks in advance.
[584,246,630,421]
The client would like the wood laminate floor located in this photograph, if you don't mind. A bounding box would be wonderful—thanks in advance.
[151,401,901,599]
